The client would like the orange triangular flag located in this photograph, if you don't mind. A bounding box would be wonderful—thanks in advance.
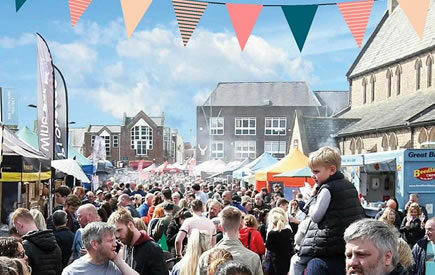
[172,0,208,46]
[337,0,374,47]
[397,0,430,39]
[69,0,93,27]
[120,0,152,38]
[226,4,263,51]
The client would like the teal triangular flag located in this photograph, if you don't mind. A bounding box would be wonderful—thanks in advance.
[16,0,27,12]
[282,5,318,52]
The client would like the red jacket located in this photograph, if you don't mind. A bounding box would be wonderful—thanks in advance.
[239,227,265,255]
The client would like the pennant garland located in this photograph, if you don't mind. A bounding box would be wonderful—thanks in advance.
[337,0,374,47]
[69,0,93,27]
[173,0,208,46]
[397,0,430,39]
[120,0,153,38]
[282,5,318,52]
[16,0,27,12]
[226,4,263,51]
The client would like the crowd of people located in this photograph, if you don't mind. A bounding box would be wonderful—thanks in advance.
[0,146,434,275]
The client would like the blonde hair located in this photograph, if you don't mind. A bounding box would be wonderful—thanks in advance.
[267,207,288,232]
[29,209,47,230]
[397,238,414,268]
[11,208,34,225]
[308,146,341,170]
[379,207,396,226]
[243,214,258,229]
[207,248,233,275]
[407,203,421,216]
[107,207,134,226]
[133,218,147,231]
[179,229,211,275]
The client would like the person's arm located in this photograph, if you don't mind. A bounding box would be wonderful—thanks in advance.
[175,230,187,257]
[309,189,331,223]
[113,252,140,275]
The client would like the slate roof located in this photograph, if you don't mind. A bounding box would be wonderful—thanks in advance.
[88,125,121,133]
[336,90,435,136]
[295,110,359,153]
[122,113,164,127]
[313,91,349,116]
[202,82,321,107]
[348,1,435,78]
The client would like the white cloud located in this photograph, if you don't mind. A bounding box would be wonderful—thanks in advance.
[104,62,124,79]
[72,18,125,45]
[0,33,34,48]
[193,89,212,105]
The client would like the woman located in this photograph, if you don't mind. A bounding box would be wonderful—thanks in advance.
[143,192,164,225]
[171,229,211,275]
[400,202,425,248]
[266,207,294,275]
[242,201,254,215]
[0,256,31,275]
[0,237,28,267]
[239,215,265,256]
[207,248,233,275]
[29,209,46,231]
[378,207,397,227]
[147,206,165,236]
[288,199,306,233]
[166,208,192,256]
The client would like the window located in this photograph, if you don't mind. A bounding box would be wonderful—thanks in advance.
[381,134,389,151]
[130,125,153,155]
[211,141,224,158]
[415,58,422,90]
[113,135,119,148]
[265,117,286,135]
[389,133,398,150]
[103,136,111,156]
[427,55,433,88]
[91,135,96,147]
[356,137,364,154]
[210,117,224,135]
[386,69,392,98]
[349,138,355,155]
[264,141,286,157]
[362,78,367,104]
[234,140,256,159]
[370,74,375,102]
[395,65,401,95]
[235,117,256,135]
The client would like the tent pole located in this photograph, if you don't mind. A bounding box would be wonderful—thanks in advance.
[17,182,22,207]
[48,179,53,216]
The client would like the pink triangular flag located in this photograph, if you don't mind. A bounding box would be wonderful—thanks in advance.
[120,0,152,38]
[397,0,430,39]
[226,4,263,51]
[69,0,93,27]
[337,0,374,47]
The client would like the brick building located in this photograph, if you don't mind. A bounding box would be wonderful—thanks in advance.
[335,0,435,153]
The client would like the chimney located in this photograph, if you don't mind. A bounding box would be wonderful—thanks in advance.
[388,0,399,15]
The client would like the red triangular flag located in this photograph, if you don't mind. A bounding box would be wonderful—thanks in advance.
[337,0,374,47]
[172,0,208,46]
[69,0,93,27]
[226,4,263,51]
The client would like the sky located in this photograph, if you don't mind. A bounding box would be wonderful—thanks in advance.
[0,0,387,143]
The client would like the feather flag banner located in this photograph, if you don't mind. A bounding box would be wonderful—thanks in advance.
[173,0,208,46]
[226,4,263,51]
[69,0,94,27]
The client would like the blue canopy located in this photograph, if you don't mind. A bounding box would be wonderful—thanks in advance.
[233,152,278,179]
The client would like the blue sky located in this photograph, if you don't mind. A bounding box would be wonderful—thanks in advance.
[0,0,386,143]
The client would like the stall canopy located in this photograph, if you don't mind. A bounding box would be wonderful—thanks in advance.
[51,159,90,183]
[193,159,227,176]
[233,152,277,179]
[1,127,51,182]
[255,148,313,187]
[209,158,251,179]
[274,166,312,178]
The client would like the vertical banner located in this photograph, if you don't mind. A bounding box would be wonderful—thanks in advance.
[54,66,68,160]
[92,136,106,173]
[1,88,19,126]
[36,33,55,160]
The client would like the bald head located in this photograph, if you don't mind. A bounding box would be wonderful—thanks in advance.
[223,191,232,202]
[386,199,397,210]
[118,194,132,207]
[77,204,99,228]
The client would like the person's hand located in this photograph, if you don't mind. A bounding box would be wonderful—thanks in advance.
[113,242,124,265]
[79,248,87,256]
[421,221,425,229]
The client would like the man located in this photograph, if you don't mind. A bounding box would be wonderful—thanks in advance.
[95,190,105,205]
[151,203,174,242]
[12,208,62,275]
[137,193,154,218]
[271,184,284,198]
[172,192,181,206]
[47,194,81,233]
[344,218,408,275]
[73,186,86,201]
[405,194,428,222]
[175,199,216,257]
[118,194,140,218]
[254,193,269,211]
[53,210,75,269]
[375,199,403,228]
[296,193,306,210]
[62,222,139,275]
[107,208,167,275]
[158,187,181,214]
[82,191,100,207]
[196,206,263,275]
[192,183,208,204]
[208,200,222,219]
[71,204,100,262]
[277,198,289,212]
[412,217,435,275]
[54,186,71,211]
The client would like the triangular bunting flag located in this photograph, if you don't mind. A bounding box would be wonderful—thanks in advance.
[120,0,153,38]
[172,0,208,46]
[337,0,374,47]
[397,0,430,39]
[226,4,263,51]
[16,0,27,12]
[282,5,318,52]
[69,0,93,27]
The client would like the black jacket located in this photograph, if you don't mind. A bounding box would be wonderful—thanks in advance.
[411,237,429,275]
[299,172,365,257]
[125,231,167,275]
[387,264,411,275]
[47,212,80,233]
[22,230,62,275]
[54,226,75,268]
[266,228,294,275]
[399,217,425,248]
